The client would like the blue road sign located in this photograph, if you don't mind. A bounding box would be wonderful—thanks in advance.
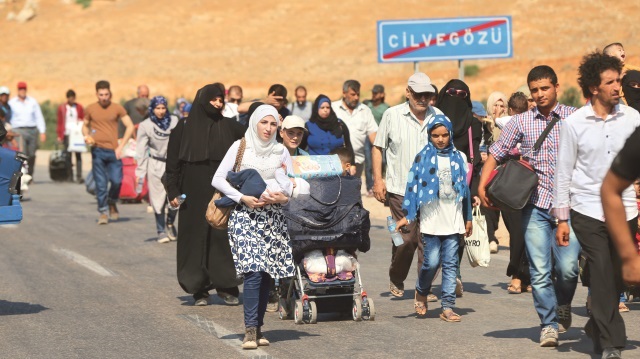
[377,16,512,63]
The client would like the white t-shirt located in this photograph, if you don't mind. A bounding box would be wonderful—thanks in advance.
[331,100,378,164]
[419,152,468,236]
[495,115,512,130]
[222,102,240,121]
[64,104,78,136]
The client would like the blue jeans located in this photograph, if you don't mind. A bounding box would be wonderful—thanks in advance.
[522,204,580,329]
[416,234,459,310]
[243,271,271,328]
[154,208,177,235]
[91,147,122,214]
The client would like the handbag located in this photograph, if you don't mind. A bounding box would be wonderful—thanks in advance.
[485,113,560,210]
[467,127,474,185]
[206,138,246,229]
[464,207,491,268]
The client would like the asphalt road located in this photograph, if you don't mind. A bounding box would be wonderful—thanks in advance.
[1,165,639,359]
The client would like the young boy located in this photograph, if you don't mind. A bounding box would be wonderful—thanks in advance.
[330,147,355,176]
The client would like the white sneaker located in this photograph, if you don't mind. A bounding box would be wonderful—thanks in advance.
[489,241,499,254]
[157,235,170,244]
[540,325,558,347]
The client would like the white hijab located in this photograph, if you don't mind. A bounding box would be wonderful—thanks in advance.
[245,104,285,157]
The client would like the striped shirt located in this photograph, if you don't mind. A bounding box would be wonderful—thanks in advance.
[374,102,443,196]
[489,103,576,210]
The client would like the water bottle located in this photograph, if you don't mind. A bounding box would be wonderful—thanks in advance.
[169,194,186,210]
[135,178,144,194]
[387,216,405,246]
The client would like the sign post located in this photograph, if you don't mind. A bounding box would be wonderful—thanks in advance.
[377,16,513,80]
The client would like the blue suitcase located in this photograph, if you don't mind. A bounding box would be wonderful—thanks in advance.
[0,147,26,224]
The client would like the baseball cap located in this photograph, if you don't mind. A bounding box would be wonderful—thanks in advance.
[281,115,307,132]
[372,84,385,93]
[0,86,9,95]
[17,81,27,89]
[407,72,436,93]
[471,101,487,117]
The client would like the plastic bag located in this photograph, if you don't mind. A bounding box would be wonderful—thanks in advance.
[464,207,491,267]
[67,122,87,153]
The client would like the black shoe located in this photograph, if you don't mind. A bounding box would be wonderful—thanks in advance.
[77,178,85,184]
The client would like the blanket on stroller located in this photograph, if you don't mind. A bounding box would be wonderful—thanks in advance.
[283,176,370,262]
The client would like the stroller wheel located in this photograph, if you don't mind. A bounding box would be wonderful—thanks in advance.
[278,298,290,320]
[364,298,376,321]
[309,301,318,324]
[352,297,363,322]
[294,300,304,324]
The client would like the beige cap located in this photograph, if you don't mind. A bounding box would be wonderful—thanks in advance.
[408,72,436,93]
[281,115,307,131]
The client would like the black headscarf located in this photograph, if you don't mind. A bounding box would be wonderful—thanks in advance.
[309,94,343,138]
[436,79,473,139]
[178,83,239,162]
[623,70,640,113]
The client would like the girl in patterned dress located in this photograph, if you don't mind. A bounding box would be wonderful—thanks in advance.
[212,104,295,350]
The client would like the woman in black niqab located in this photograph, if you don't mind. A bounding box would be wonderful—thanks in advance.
[165,82,246,306]
[623,70,640,112]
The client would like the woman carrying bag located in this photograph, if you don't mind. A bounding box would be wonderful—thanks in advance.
[165,83,246,306]
[212,105,295,350]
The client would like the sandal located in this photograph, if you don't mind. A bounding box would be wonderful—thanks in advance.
[525,285,532,293]
[440,309,461,322]
[427,292,438,302]
[390,282,405,298]
[507,284,522,294]
[414,292,428,316]
[619,302,630,313]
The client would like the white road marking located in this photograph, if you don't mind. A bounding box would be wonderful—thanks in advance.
[52,247,116,277]
[180,314,273,358]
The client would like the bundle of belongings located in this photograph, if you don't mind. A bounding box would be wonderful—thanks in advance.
[303,249,357,283]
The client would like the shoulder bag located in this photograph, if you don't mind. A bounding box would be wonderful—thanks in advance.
[467,127,474,185]
[485,113,560,210]
[206,138,246,229]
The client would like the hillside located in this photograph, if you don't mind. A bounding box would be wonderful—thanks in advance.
[1,0,639,107]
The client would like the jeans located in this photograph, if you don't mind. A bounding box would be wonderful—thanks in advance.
[522,204,581,329]
[91,147,122,214]
[243,271,271,328]
[416,234,459,310]
[154,208,177,235]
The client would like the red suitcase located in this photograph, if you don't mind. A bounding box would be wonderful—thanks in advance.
[119,157,148,203]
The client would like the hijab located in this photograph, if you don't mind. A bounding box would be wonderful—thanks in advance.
[435,79,473,139]
[148,96,171,131]
[401,114,470,222]
[245,104,285,158]
[178,83,233,162]
[623,70,640,112]
[486,91,508,120]
[309,94,343,138]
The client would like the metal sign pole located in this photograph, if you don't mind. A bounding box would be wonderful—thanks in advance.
[414,61,419,73]
[458,59,464,81]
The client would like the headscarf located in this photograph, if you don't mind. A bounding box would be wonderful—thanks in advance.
[309,94,343,138]
[401,114,470,222]
[486,91,508,120]
[435,79,473,139]
[623,70,640,112]
[245,104,285,158]
[178,83,232,162]
[148,96,171,131]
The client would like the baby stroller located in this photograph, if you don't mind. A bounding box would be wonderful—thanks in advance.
[278,176,374,323]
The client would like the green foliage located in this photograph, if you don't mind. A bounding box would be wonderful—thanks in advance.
[40,100,60,150]
[75,0,92,9]
[464,64,480,77]
[559,86,583,108]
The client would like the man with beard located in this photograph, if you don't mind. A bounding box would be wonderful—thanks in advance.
[372,72,441,299]
[479,66,580,348]
[287,85,312,122]
[83,80,135,225]
[332,80,377,181]
[555,52,640,358]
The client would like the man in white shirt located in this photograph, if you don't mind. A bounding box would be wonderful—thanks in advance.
[8,81,46,178]
[554,52,640,358]
[372,72,440,298]
[223,85,243,122]
[287,85,312,122]
[332,80,377,181]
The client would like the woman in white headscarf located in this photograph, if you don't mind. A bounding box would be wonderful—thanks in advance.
[485,91,508,144]
[212,104,295,350]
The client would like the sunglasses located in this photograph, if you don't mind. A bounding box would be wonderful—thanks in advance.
[409,88,433,99]
[445,88,469,99]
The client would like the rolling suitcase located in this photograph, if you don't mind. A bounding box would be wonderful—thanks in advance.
[49,147,72,182]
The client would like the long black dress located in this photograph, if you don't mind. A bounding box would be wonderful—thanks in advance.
[165,117,246,297]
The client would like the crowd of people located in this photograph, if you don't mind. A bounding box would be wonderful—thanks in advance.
[2,41,640,357]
